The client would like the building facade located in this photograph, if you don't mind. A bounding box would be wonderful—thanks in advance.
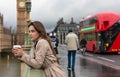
[53,18,79,44]
[0,14,12,52]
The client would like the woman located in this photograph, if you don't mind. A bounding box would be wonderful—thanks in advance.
[12,21,66,77]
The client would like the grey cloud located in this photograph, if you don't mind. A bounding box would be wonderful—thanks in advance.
[1,0,120,32]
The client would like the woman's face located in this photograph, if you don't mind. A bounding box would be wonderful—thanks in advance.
[29,25,40,41]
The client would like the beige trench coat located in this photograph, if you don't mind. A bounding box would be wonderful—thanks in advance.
[21,38,66,77]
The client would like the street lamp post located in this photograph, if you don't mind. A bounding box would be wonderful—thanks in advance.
[25,0,31,45]
[76,25,80,42]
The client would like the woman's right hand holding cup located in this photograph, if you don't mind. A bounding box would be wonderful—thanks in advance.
[12,45,24,57]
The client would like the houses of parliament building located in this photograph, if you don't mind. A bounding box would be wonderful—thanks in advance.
[0,14,12,52]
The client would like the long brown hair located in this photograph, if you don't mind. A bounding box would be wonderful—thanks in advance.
[28,21,58,60]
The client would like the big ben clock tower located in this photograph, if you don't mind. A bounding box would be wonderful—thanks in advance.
[17,0,26,45]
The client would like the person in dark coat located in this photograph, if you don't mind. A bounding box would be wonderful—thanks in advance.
[80,38,87,55]
[80,39,87,48]
[50,33,59,54]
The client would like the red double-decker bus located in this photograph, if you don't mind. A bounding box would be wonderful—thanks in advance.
[79,12,120,53]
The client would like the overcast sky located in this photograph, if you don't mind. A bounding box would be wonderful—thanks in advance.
[0,0,120,32]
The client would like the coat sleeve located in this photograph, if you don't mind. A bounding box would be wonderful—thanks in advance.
[21,40,47,69]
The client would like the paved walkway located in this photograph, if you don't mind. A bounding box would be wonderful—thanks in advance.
[57,44,120,77]
[58,44,81,77]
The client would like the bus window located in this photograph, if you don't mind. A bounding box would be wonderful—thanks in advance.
[80,16,98,26]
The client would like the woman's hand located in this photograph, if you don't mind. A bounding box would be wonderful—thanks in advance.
[12,48,25,57]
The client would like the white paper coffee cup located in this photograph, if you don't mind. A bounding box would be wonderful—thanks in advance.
[13,45,21,48]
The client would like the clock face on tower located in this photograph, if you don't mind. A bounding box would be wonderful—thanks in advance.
[19,1,25,7]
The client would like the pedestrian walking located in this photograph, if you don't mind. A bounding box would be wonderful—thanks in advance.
[12,21,66,77]
[80,38,87,55]
[50,32,59,54]
[50,33,61,63]
[65,29,79,70]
